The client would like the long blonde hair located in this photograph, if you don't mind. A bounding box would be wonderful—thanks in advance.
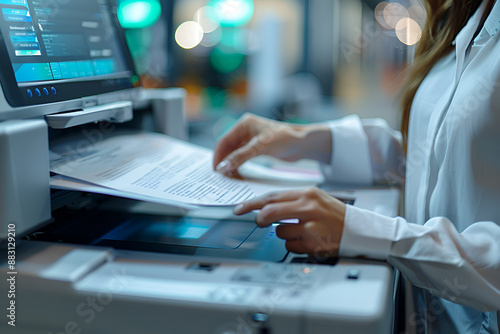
[400,0,493,150]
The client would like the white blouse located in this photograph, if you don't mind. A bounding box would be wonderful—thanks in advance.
[321,1,500,333]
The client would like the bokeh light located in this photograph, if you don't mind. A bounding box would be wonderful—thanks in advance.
[200,26,222,47]
[210,48,245,73]
[395,17,422,45]
[219,27,246,50]
[207,0,254,27]
[202,86,228,108]
[408,5,426,25]
[194,6,220,33]
[175,21,204,49]
[383,2,409,29]
[375,2,391,29]
[118,0,162,29]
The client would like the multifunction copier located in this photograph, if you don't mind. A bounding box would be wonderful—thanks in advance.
[0,1,400,333]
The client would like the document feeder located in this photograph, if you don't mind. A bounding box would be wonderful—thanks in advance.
[0,1,399,333]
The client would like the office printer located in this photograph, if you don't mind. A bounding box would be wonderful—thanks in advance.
[0,1,400,333]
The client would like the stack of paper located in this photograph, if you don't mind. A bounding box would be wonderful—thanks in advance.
[50,132,323,208]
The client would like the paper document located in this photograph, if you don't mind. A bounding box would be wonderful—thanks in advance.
[50,175,197,209]
[50,132,314,207]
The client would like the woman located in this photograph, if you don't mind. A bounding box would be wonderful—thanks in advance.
[212,0,500,332]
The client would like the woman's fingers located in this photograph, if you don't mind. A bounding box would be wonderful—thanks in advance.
[233,188,346,258]
[276,223,303,240]
[214,113,302,175]
[255,202,311,227]
[233,190,304,215]
[280,222,341,257]
[213,120,252,170]
[216,136,262,176]
[285,239,309,255]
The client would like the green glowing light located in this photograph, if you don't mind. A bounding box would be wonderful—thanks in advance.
[118,0,161,29]
[202,86,228,108]
[210,48,245,73]
[219,27,245,49]
[207,0,254,27]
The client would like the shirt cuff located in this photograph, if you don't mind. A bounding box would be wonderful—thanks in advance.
[339,205,397,260]
[320,114,373,185]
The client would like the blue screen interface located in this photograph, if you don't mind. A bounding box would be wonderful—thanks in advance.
[0,0,132,86]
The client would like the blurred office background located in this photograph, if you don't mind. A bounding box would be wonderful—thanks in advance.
[116,0,425,146]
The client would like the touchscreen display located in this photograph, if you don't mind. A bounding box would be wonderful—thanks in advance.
[0,0,135,107]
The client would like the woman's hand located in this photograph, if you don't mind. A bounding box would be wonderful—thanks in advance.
[234,187,346,258]
[213,113,332,176]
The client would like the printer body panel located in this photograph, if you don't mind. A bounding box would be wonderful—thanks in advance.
[0,242,393,334]
[0,119,51,237]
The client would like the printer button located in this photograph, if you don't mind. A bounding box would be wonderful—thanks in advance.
[347,268,360,280]
[251,312,269,323]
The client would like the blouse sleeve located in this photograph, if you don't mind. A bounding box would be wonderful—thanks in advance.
[319,114,405,185]
[339,205,500,312]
